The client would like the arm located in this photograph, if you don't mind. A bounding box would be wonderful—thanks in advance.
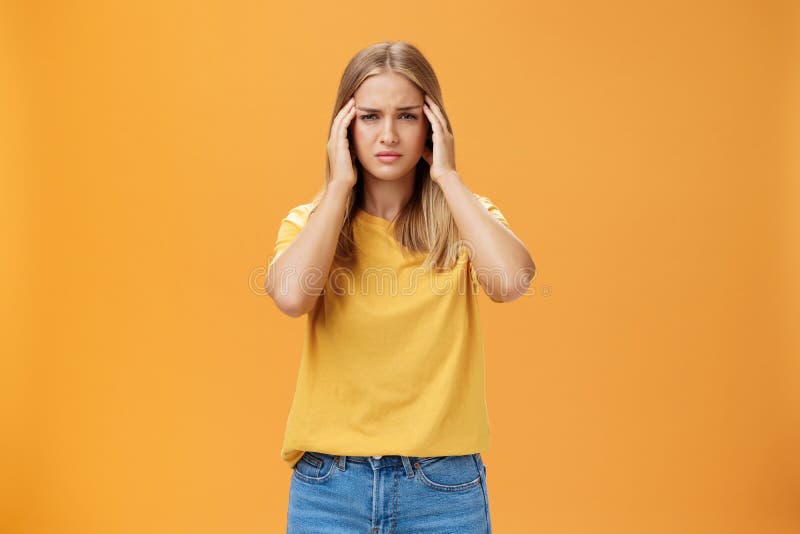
[265,181,351,317]
[437,172,536,303]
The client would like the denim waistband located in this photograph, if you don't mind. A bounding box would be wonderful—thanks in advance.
[304,451,481,468]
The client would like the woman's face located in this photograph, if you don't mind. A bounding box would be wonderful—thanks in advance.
[350,71,429,182]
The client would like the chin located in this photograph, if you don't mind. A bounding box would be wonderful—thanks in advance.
[363,162,417,181]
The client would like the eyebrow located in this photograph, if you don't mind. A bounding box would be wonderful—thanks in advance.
[356,105,423,112]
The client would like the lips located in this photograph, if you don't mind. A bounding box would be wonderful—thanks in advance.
[376,151,401,156]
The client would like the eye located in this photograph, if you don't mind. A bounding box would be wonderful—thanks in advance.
[359,113,418,121]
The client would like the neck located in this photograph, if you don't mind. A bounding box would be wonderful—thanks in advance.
[360,169,416,220]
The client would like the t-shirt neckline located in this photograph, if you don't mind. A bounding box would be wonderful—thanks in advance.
[355,208,395,226]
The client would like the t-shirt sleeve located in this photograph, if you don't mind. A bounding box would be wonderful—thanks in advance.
[474,194,511,230]
[269,204,312,268]
[469,194,513,292]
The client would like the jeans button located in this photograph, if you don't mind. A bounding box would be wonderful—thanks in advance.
[372,455,382,459]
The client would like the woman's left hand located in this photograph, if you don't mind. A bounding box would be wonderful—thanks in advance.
[422,94,457,183]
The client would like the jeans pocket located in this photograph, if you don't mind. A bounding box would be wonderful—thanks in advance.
[292,451,338,484]
[414,454,482,492]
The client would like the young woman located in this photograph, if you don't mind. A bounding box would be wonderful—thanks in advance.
[266,41,535,534]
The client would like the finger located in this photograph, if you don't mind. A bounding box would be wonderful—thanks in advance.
[335,103,357,144]
[330,97,356,138]
[335,98,355,133]
[424,95,449,133]
[423,105,442,138]
[339,106,356,130]
[338,97,355,118]
[341,105,357,137]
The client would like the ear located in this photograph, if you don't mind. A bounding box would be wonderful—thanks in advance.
[422,146,433,166]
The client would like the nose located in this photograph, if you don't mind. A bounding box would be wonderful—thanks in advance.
[380,118,399,145]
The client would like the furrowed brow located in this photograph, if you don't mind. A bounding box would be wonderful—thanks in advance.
[356,105,422,112]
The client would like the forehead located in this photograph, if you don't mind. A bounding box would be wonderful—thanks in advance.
[354,72,423,109]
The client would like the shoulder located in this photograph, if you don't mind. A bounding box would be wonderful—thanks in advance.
[473,193,495,207]
[472,193,511,229]
[280,202,315,227]
[473,193,504,212]
[270,202,316,265]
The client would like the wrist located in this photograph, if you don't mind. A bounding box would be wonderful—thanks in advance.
[326,179,355,195]
[436,170,462,187]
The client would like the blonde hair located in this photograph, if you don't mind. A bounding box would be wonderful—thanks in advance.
[307,41,465,272]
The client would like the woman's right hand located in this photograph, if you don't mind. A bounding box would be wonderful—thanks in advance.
[326,96,358,188]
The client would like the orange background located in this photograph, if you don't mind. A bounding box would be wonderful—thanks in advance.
[2,1,799,533]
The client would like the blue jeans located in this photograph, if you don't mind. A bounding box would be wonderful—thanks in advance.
[287,452,492,533]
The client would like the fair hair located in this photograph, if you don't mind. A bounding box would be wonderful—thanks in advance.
[307,40,464,272]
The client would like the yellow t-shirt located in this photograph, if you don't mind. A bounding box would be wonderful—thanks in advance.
[269,194,511,469]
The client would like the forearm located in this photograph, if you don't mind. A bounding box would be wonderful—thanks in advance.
[437,171,535,302]
[266,180,351,316]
